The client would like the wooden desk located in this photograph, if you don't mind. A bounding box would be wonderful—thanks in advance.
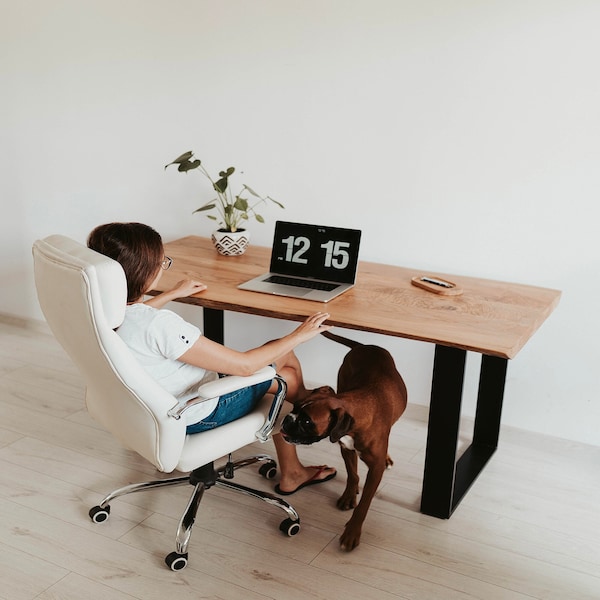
[157,236,561,518]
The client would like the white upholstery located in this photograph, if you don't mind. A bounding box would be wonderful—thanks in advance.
[32,235,275,474]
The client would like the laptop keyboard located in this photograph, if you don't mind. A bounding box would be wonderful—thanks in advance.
[265,275,339,292]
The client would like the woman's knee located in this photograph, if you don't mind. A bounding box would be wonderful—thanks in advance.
[275,350,297,369]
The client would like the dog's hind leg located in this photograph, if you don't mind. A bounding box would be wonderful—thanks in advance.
[337,445,359,511]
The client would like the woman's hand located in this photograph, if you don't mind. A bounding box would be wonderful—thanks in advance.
[168,278,208,299]
[144,278,207,308]
[292,312,333,343]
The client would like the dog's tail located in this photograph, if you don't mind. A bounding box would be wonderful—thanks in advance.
[320,330,362,349]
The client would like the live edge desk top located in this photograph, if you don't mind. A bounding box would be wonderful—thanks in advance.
[157,236,560,519]
[157,236,560,360]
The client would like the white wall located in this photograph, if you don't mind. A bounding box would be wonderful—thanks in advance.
[2,0,599,445]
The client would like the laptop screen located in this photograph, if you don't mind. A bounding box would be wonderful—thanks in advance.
[269,221,362,284]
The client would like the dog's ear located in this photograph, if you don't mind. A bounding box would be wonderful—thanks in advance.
[329,409,355,443]
[311,385,335,396]
[294,386,335,411]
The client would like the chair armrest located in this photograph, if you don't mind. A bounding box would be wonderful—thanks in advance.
[167,366,276,420]
[255,374,287,442]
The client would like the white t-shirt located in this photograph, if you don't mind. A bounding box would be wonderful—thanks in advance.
[116,303,219,424]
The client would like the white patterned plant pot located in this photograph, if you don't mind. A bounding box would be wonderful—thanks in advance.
[211,229,251,256]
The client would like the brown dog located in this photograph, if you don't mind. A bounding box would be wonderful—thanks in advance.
[280,331,407,551]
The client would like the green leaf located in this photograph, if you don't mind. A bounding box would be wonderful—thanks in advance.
[234,197,249,211]
[165,151,200,170]
[214,176,229,193]
[255,214,265,223]
[178,159,201,172]
[193,202,216,213]
[243,184,261,198]
[267,196,285,209]
[171,151,194,164]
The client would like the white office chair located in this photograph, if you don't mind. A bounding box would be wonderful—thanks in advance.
[32,235,300,571]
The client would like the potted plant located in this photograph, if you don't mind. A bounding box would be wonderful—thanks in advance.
[165,151,284,256]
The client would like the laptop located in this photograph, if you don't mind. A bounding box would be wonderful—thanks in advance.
[238,221,362,302]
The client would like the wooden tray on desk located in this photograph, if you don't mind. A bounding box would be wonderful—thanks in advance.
[411,275,463,296]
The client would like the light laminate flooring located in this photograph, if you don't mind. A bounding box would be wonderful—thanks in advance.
[0,318,599,600]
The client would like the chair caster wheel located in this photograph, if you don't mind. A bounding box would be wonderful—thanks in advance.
[89,505,110,523]
[165,551,188,571]
[259,461,277,480]
[279,518,301,536]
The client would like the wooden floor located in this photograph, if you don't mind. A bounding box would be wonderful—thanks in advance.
[1,318,599,600]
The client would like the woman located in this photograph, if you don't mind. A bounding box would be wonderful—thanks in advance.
[87,222,336,495]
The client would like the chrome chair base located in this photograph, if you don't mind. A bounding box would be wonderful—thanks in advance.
[88,454,300,571]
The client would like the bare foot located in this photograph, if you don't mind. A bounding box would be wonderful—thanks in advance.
[275,465,337,495]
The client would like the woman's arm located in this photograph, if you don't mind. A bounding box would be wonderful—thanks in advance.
[178,312,332,376]
[144,278,207,309]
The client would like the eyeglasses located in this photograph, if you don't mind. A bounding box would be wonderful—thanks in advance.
[161,256,173,270]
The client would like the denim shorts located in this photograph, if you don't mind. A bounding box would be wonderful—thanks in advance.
[186,378,273,434]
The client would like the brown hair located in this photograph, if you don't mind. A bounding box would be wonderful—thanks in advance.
[87,222,164,303]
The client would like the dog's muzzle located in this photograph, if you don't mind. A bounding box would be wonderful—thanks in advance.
[280,412,327,445]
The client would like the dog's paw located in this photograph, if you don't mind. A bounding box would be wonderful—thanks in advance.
[339,524,362,551]
[336,489,358,511]
[385,454,394,469]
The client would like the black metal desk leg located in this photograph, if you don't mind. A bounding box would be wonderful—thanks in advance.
[420,345,466,518]
[473,355,508,449]
[420,347,509,519]
[203,308,225,344]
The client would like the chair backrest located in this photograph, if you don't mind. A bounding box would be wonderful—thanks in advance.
[32,235,186,472]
